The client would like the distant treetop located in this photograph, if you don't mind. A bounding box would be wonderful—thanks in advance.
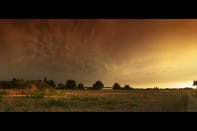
[193,81,197,87]
[93,80,104,90]
[113,83,121,89]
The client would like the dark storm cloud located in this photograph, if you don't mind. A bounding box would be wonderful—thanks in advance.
[1,19,197,87]
[0,20,108,83]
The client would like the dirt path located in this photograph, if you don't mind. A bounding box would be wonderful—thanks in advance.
[187,91,197,112]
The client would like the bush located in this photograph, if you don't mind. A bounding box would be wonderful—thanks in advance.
[47,80,56,88]
[77,83,85,90]
[112,83,121,90]
[66,80,77,89]
[57,83,65,89]
[92,81,104,90]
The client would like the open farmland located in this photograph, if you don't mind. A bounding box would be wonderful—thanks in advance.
[0,89,194,112]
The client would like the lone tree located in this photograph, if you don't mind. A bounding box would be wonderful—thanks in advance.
[57,83,65,89]
[193,81,197,88]
[66,80,77,89]
[112,83,121,90]
[78,83,85,90]
[123,85,133,90]
[93,81,104,90]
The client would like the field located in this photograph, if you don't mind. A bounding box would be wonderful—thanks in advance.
[0,88,195,112]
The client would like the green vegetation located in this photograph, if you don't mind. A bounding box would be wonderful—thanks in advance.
[0,78,195,112]
[0,89,191,112]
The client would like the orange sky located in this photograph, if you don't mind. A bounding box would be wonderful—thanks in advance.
[0,19,197,88]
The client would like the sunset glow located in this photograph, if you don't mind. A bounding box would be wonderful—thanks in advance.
[0,19,197,88]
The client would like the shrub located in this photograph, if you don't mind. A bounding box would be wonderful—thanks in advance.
[112,83,121,90]
[66,80,77,89]
[92,81,104,90]
[77,83,85,90]
[123,85,133,90]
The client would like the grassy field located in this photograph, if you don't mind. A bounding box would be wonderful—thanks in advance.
[0,89,192,112]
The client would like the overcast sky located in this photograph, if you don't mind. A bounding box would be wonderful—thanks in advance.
[0,19,197,88]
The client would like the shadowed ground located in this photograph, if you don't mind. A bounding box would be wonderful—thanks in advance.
[187,90,197,112]
[0,89,192,112]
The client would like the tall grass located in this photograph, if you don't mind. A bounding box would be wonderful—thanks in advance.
[0,89,191,112]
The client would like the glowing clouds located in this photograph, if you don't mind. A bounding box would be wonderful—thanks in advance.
[0,19,197,87]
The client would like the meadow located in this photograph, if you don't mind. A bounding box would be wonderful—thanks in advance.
[0,89,193,112]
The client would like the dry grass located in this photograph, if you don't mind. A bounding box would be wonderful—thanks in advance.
[0,89,190,112]
[0,85,37,95]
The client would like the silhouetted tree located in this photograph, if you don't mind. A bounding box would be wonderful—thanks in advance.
[66,80,77,89]
[0,81,13,89]
[123,85,133,90]
[11,78,25,88]
[193,81,197,88]
[58,83,65,89]
[44,77,47,83]
[78,83,85,90]
[153,86,159,90]
[93,81,104,90]
[124,85,130,89]
[112,83,121,90]
[12,78,17,86]
[47,80,56,87]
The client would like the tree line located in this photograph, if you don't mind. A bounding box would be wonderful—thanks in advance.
[0,77,133,90]
[1,78,196,90]
[45,77,133,90]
